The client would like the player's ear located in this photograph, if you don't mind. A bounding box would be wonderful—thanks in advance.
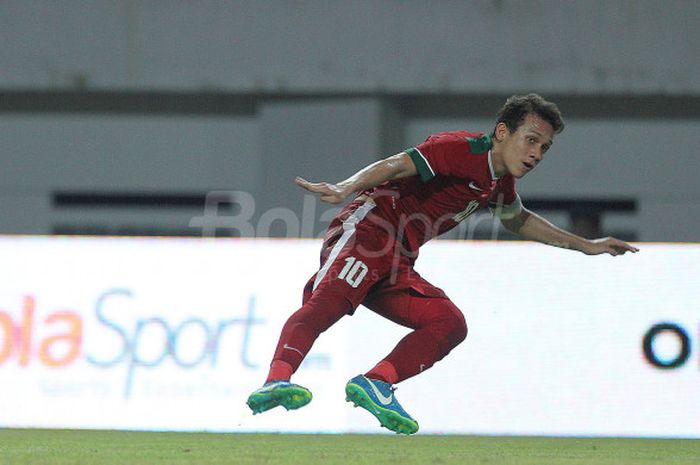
[493,122,508,142]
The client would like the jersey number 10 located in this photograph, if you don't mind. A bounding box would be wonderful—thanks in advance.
[338,256,369,288]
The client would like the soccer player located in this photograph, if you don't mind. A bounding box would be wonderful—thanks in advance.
[246,94,639,434]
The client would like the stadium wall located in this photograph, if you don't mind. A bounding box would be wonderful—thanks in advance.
[2,1,698,94]
[0,236,698,437]
[1,2,698,240]
[1,110,698,241]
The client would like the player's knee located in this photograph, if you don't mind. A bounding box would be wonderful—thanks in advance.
[445,306,467,349]
[428,302,467,356]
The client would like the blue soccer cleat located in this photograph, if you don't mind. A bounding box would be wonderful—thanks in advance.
[246,380,313,414]
[345,375,419,435]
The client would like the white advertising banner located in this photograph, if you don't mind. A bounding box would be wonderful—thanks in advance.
[0,236,698,437]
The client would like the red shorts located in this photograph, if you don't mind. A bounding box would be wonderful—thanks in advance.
[302,197,448,315]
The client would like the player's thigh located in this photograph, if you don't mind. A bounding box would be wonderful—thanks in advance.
[363,261,466,334]
[307,228,395,314]
[364,288,463,329]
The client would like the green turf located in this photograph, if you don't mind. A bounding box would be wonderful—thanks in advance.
[0,429,698,465]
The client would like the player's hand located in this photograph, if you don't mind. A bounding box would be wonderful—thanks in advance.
[583,237,640,256]
[295,177,349,204]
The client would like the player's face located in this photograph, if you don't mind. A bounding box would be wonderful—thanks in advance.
[496,113,555,178]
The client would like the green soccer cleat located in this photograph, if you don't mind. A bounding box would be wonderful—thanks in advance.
[345,375,419,435]
[246,380,313,414]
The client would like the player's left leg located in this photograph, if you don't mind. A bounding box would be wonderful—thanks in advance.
[363,289,468,384]
[345,266,467,434]
[345,374,419,434]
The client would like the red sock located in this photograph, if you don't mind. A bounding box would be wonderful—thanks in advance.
[266,360,293,384]
[365,360,399,384]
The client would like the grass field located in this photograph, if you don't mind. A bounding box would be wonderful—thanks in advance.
[1,429,698,465]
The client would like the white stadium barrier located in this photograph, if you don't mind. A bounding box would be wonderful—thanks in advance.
[0,236,698,437]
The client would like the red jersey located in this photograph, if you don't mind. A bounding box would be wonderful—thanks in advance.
[362,131,518,253]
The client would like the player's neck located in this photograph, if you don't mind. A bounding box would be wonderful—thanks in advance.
[490,145,508,178]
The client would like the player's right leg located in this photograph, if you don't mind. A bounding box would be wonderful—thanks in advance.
[245,286,351,415]
[246,380,312,414]
[247,197,390,415]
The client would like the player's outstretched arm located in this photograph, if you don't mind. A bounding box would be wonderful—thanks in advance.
[295,152,417,204]
[501,208,639,256]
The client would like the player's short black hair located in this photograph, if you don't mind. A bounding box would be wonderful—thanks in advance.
[495,93,565,135]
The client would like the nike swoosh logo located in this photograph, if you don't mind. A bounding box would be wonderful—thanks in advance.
[468,181,484,192]
[365,377,393,405]
[283,344,304,357]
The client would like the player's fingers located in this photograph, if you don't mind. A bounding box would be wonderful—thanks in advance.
[610,244,638,256]
[295,177,314,191]
[296,177,321,188]
[296,177,344,203]
[613,241,639,253]
[296,177,330,194]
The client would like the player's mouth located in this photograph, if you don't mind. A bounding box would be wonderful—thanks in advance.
[522,161,535,172]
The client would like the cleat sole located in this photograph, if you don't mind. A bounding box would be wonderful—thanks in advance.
[247,385,312,414]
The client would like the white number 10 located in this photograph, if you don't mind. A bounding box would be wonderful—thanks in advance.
[338,256,368,288]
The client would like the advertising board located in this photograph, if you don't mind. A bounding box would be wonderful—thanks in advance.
[0,237,697,436]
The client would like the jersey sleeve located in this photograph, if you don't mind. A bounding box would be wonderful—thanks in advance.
[488,175,522,219]
[405,133,478,182]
